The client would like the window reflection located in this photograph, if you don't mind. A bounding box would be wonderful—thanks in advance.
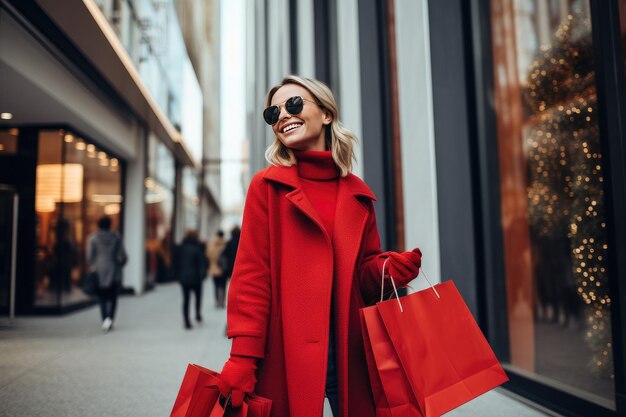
[0,129,18,154]
[182,166,199,231]
[145,137,175,287]
[35,130,123,308]
[491,0,614,407]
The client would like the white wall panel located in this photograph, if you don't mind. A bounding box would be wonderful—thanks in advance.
[394,0,441,286]
[297,0,315,78]
[123,129,147,295]
[336,0,363,179]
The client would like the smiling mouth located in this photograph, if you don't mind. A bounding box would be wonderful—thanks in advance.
[281,123,302,133]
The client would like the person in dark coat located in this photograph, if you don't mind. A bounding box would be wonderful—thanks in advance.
[222,226,241,280]
[174,230,206,329]
[50,218,78,293]
[87,216,127,332]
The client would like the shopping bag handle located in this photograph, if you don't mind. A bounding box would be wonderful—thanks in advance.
[380,258,441,311]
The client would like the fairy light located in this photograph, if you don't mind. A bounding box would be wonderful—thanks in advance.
[522,14,613,379]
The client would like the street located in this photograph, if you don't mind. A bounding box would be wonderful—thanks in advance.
[0,283,555,417]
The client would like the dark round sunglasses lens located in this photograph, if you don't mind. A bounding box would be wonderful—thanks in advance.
[263,106,280,125]
[285,96,304,115]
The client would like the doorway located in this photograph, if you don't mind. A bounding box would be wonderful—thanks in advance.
[0,185,18,323]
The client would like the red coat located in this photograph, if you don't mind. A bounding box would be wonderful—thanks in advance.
[227,164,388,417]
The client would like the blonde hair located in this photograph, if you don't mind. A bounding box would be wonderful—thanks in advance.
[264,75,357,176]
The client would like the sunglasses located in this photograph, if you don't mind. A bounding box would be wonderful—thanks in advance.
[263,96,318,125]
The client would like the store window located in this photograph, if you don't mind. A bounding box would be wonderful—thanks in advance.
[0,128,18,155]
[145,138,175,286]
[181,166,200,232]
[490,0,614,408]
[34,130,123,308]
[621,0,626,78]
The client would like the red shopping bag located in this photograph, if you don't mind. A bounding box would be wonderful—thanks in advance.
[361,306,422,417]
[170,364,271,417]
[170,364,222,417]
[361,261,508,417]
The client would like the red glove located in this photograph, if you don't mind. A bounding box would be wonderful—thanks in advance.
[218,356,257,407]
[385,248,422,286]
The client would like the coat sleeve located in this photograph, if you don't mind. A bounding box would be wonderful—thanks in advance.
[357,200,394,304]
[227,174,271,359]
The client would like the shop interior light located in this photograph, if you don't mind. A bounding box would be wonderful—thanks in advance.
[0,144,5,152]
[110,158,119,167]
[76,141,86,151]
[64,134,74,143]
[35,164,84,212]
[98,151,107,159]
[91,194,123,203]
[0,112,13,120]
[104,203,120,215]
[86,144,95,153]
[36,196,55,213]
[99,158,109,166]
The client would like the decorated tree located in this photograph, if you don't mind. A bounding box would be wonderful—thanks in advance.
[521,15,613,379]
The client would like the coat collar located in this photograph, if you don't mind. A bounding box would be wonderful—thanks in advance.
[262,165,377,201]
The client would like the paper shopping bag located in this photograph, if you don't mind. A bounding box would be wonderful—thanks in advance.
[247,395,272,417]
[170,363,271,417]
[170,364,221,417]
[361,306,422,417]
[375,280,509,417]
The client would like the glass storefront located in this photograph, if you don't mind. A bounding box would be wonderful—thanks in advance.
[490,0,614,408]
[145,137,175,286]
[0,128,18,155]
[181,166,200,233]
[91,0,188,131]
[34,129,123,307]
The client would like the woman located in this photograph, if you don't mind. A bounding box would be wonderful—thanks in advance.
[217,75,422,417]
[87,216,127,332]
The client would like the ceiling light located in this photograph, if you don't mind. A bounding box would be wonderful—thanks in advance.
[0,113,13,120]
[64,134,74,143]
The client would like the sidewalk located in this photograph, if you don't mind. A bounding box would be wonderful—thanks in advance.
[0,282,555,417]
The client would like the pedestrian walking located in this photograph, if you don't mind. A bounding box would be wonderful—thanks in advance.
[221,225,240,282]
[87,216,127,333]
[173,230,206,329]
[206,230,227,308]
[216,75,423,417]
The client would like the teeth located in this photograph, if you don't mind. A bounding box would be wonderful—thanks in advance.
[282,123,302,133]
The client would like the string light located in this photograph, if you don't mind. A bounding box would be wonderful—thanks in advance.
[522,14,613,379]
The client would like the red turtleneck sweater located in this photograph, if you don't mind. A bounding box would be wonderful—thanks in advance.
[294,150,339,237]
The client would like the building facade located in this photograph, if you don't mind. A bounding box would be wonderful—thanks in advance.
[246,0,626,416]
[0,0,220,314]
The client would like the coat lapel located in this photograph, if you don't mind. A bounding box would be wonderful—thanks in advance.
[263,165,330,241]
